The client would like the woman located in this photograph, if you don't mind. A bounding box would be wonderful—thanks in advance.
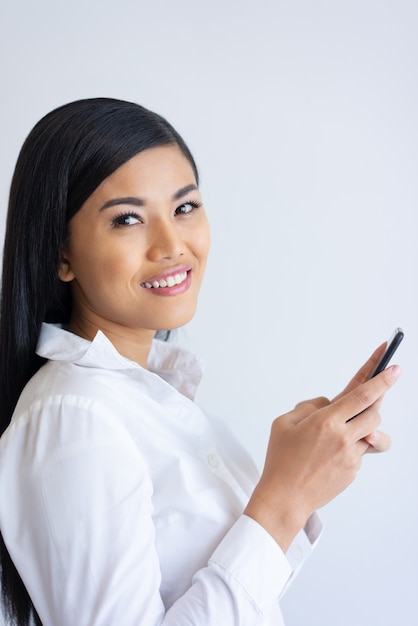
[0,98,399,626]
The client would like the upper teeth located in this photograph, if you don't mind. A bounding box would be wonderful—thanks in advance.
[143,271,188,289]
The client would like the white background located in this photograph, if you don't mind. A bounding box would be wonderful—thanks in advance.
[1,1,417,624]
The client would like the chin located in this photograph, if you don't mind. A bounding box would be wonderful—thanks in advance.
[154,310,196,333]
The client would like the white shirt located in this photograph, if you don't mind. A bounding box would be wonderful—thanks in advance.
[0,324,322,626]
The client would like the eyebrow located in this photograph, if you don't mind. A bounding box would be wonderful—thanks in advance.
[99,184,199,211]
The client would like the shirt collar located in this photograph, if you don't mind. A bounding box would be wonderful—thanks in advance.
[36,323,204,400]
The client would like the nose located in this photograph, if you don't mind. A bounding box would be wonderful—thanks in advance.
[146,218,185,262]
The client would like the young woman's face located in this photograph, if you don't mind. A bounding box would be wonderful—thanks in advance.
[59,145,210,337]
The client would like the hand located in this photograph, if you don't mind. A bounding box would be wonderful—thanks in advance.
[332,342,387,401]
[244,363,401,552]
[332,343,393,453]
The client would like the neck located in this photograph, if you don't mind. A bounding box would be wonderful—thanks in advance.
[68,315,155,369]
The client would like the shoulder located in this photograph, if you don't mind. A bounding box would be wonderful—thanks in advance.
[1,352,148,480]
[0,386,152,535]
[1,389,145,479]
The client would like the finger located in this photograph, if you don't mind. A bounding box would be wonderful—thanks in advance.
[295,396,330,411]
[364,430,392,453]
[283,403,317,427]
[357,439,371,456]
[347,404,382,441]
[284,397,329,426]
[327,365,401,425]
[346,395,383,423]
[332,342,387,402]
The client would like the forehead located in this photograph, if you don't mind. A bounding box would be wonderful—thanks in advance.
[89,145,197,203]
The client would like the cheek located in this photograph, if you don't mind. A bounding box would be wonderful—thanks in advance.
[96,261,141,299]
[193,222,211,261]
[71,241,141,289]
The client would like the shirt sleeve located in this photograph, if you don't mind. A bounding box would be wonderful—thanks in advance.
[0,396,319,626]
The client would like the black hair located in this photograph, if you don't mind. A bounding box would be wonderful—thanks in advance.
[0,97,199,625]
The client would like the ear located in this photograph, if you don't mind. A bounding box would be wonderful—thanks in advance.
[58,248,75,283]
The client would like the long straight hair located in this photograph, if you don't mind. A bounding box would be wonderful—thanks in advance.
[0,97,199,625]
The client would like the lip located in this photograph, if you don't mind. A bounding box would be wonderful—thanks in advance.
[140,265,193,297]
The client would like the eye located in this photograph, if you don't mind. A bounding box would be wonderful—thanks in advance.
[174,200,202,216]
[112,212,142,227]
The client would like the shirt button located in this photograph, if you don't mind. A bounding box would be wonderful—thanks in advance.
[207,454,220,468]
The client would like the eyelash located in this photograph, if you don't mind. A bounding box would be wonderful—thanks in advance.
[174,200,202,215]
[111,200,202,227]
[111,211,142,227]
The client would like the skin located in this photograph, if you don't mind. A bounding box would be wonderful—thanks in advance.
[59,145,210,367]
[60,143,399,554]
[244,347,399,551]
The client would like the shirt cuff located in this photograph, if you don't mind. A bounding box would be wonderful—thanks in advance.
[208,514,293,614]
[284,512,323,592]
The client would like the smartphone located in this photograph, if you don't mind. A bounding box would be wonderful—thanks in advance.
[369,328,404,379]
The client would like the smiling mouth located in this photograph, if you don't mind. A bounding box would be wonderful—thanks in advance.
[141,271,188,289]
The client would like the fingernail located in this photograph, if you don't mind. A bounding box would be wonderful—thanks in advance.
[367,431,380,445]
[390,365,402,379]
